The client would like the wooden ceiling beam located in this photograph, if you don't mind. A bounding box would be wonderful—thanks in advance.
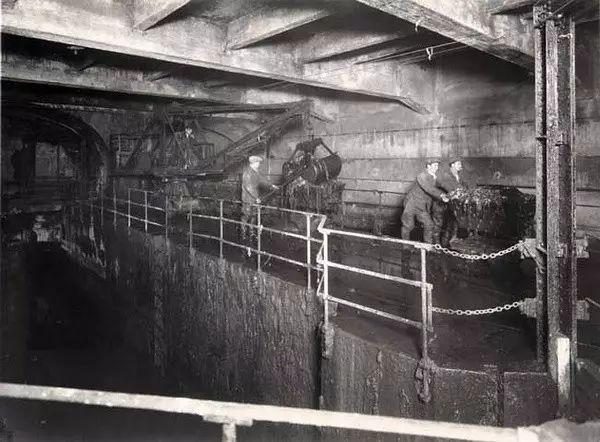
[355,0,534,70]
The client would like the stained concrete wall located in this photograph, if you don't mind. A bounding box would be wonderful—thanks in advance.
[261,20,600,235]
[321,329,556,441]
[55,210,561,439]
[61,213,322,440]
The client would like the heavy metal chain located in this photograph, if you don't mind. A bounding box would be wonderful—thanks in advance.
[432,241,523,261]
[432,300,525,316]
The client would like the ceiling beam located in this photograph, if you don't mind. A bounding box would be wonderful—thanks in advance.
[132,0,191,31]
[355,0,534,70]
[488,0,535,15]
[1,0,428,112]
[227,4,334,50]
[0,52,243,104]
[300,28,411,63]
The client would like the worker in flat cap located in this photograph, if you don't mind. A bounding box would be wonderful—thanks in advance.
[401,158,449,244]
[433,157,471,247]
[241,155,278,252]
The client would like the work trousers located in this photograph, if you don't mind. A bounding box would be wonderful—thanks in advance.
[240,202,257,245]
[401,203,434,243]
[432,201,458,247]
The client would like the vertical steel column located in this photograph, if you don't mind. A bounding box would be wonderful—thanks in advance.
[127,188,131,230]
[534,4,548,364]
[323,232,330,328]
[144,191,148,233]
[420,249,429,361]
[545,11,577,413]
[219,200,224,259]
[257,205,262,272]
[306,214,312,289]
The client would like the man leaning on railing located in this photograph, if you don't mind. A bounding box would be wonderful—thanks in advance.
[240,155,278,257]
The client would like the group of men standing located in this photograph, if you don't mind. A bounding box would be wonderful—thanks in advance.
[401,158,469,247]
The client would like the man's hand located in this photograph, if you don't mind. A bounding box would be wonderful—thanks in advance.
[440,193,449,203]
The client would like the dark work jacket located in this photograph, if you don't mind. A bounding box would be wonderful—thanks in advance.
[436,168,471,194]
[404,171,445,212]
[242,166,272,204]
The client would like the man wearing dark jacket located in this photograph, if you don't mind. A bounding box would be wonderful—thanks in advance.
[401,159,448,243]
[434,158,471,246]
[241,155,278,250]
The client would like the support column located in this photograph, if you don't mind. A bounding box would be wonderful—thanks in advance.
[533,4,548,364]
[545,10,577,414]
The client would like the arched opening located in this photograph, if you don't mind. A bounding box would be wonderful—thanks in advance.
[1,104,110,202]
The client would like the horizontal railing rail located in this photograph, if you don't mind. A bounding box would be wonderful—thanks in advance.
[0,382,527,442]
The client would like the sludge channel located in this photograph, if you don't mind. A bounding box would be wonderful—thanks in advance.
[2,182,599,440]
[2,5,600,440]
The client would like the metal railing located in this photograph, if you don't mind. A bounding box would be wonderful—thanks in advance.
[185,196,325,289]
[315,218,434,365]
[0,382,531,442]
[75,187,325,290]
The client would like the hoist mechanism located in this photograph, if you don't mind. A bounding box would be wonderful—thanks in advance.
[262,137,342,203]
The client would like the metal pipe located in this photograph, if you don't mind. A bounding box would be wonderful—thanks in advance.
[0,382,523,441]
[327,295,422,329]
[113,182,117,229]
[318,260,430,289]
[144,191,148,233]
[164,193,169,237]
[320,227,433,250]
[257,205,262,272]
[323,232,329,329]
[420,249,429,360]
[189,205,193,251]
[222,423,236,442]
[306,213,311,289]
[219,200,224,259]
[127,188,131,230]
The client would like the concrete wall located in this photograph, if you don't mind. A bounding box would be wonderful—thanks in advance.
[61,213,322,440]
[261,20,600,235]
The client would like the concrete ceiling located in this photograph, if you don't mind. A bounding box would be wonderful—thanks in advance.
[0,0,594,114]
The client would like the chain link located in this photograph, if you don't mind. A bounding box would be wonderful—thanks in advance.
[432,300,525,316]
[432,241,523,261]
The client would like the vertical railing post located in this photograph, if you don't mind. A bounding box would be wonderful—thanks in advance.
[164,193,169,238]
[323,231,330,329]
[222,423,236,442]
[144,190,148,233]
[100,183,104,228]
[306,213,311,289]
[127,188,131,230]
[257,204,262,272]
[420,248,429,361]
[219,200,224,260]
[189,204,193,251]
[113,181,117,229]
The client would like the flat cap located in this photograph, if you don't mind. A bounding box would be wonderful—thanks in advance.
[248,155,263,163]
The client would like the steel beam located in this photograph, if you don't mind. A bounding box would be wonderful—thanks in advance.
[533,4,547,365]
[545,10,577,414]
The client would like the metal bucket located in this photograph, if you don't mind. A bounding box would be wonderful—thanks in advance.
[301,154,342,185]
